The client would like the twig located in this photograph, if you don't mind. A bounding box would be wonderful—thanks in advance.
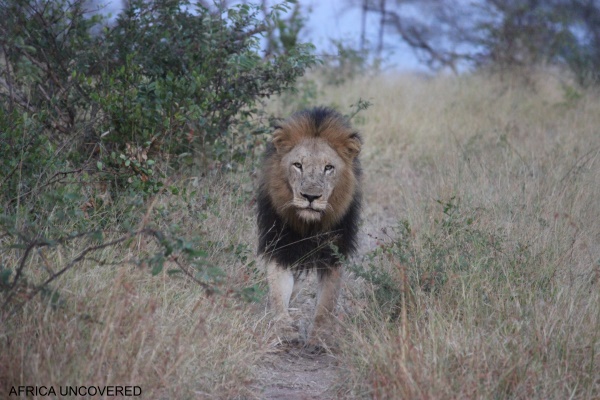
[1,43,15,113]
[8,167,86,207]
[172,257,214,295]
[0,163,20,191]
[1,228,155,316]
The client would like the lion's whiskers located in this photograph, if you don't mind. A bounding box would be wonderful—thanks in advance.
[277,200,295,213]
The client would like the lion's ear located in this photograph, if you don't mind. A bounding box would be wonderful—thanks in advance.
[272,129,292,154]
[344,133,362,159]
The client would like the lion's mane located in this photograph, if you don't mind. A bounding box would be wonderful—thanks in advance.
[257,107,362,274]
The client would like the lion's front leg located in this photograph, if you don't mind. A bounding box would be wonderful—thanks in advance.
[266,261,299,344]
[308,265,342,350]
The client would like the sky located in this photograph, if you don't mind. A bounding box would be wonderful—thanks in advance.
[300,0,422,70]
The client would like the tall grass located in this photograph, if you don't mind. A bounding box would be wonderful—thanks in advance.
[0,175,265,398]
[320,71,600,399]
[1,69,598,399]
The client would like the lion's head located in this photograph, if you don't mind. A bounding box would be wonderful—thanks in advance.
[260,107,361,233]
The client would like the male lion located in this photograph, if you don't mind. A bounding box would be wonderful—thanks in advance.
[257,107,362,348]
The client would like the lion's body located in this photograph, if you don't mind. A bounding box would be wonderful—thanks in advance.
[256,107,362,348]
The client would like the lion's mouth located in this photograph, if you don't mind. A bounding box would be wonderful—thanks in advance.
[297,207,324,222]
[301,204,326,213]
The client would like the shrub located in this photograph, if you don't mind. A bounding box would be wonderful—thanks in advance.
[0,0,316,200]
[0,0,316,311]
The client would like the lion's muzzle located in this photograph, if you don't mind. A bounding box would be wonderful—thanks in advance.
[294,193,327,222]
[301,193,322,203]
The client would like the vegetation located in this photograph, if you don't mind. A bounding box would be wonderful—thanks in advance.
[357,0,600,83]
[0,0,315,308]
[0,0,598,398]
[329,71,600,399]
[0,1,314,395]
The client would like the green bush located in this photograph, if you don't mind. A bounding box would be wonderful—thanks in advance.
[0,0,316,201]
[0,0,317,311]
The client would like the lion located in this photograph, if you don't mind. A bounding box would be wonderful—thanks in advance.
[257,107,362,349]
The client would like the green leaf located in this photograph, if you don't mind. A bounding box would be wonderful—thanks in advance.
[0,267,12,285]
[151,258,164,276]
[91,230,104,242]
[184,248,208,258]
[167,269,183,276]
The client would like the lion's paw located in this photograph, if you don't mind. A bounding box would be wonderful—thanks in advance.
[306,329,338,354]
[267,316,301,348]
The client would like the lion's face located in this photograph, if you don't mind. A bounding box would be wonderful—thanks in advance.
[281,138,346,222]
[260,107,361,232]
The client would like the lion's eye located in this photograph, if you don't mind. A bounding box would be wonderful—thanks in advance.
[324,164,334,172]
[293,162,302,170]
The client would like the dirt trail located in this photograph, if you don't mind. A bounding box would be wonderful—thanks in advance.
[254,273,341,400]
[258,347,339,400]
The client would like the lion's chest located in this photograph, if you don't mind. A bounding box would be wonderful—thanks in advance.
[257,189,360,272]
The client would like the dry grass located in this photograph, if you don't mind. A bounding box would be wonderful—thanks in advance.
[1,69,599,399]
[313,70,600,399]
[0,175,266,399]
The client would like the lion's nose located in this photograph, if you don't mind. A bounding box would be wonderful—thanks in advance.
[301,193,322,203]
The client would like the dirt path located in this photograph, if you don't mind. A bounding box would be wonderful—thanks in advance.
[257,346,339,400]
[254,272,341,399]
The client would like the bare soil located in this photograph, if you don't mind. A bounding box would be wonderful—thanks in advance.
[257,346,339,400]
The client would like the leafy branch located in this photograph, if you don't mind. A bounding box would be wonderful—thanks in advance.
[0,227,215,319]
